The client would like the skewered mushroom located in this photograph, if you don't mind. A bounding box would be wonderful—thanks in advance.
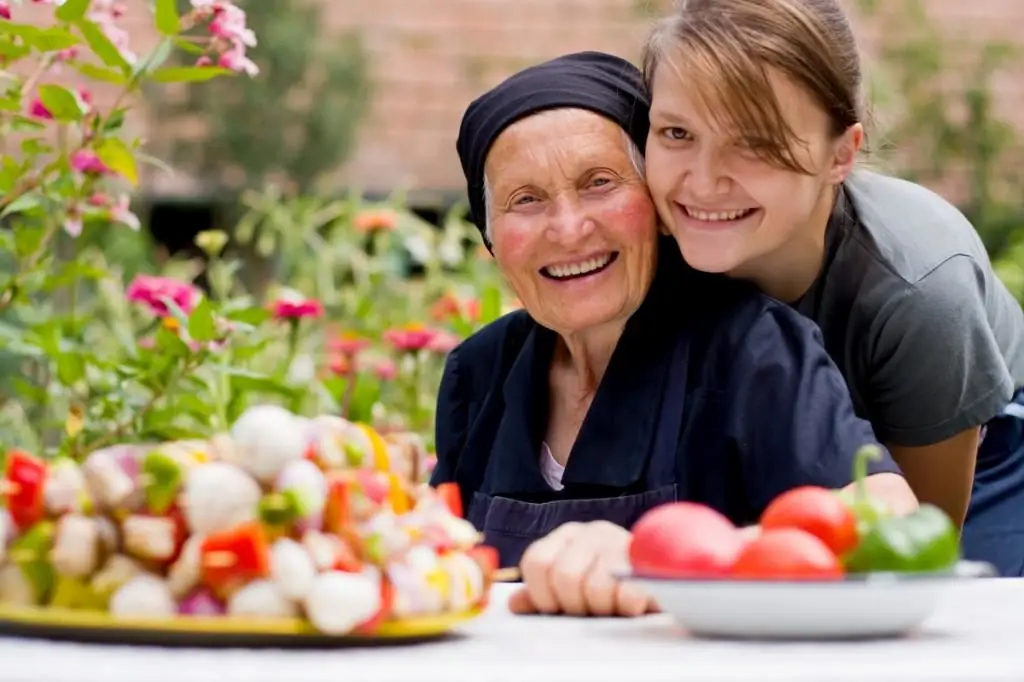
[181,462,260,536]
[230,405,308,483]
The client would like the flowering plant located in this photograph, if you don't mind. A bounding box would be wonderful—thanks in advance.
[0,0,516,470]
[0,0,260,456]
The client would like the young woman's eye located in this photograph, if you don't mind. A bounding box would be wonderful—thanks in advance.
[661,126,692,141]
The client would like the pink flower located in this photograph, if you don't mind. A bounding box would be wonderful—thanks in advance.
[383,324,439,352]
[63,213,83,237]
[271,297,324,320]
[373,359,397,381]
[426,330,461,354]
[126,275,201,316]
[209,4,256,47]
[87,1,135,64]
[70,150,110,175]
[0,3,11,20]
[218,44,258,76]
[28,98,52,120]
[110,195,140,230]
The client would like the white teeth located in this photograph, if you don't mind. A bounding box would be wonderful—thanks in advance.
[684,207,754,222]
[544,254,613,279]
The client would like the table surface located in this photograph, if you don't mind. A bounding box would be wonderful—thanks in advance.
[1,581,1023,682]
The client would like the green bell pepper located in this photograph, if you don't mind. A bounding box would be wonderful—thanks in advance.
[9,520,56,603]
[843,503,959,573]
[142,450,183,515]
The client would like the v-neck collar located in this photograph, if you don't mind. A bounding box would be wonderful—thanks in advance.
[484,254,682,496]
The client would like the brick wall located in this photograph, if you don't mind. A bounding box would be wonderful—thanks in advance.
[19,0,1024,201]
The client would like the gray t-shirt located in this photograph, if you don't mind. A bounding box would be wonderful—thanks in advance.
[794,171,1024,447]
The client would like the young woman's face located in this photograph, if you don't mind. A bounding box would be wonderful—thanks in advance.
[645,61,861,281]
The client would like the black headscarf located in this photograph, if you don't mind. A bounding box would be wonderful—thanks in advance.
[456,51,650,250]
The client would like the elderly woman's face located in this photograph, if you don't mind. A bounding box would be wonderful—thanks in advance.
[484,109,658,337]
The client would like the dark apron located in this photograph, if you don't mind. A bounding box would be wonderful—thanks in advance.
[467,335,690,569]
[963,387,1024,576]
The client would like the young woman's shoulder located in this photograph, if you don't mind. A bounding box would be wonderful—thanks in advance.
[845,171,991,282]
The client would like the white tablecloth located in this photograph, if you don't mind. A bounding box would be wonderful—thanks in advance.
[2,582,1024,682]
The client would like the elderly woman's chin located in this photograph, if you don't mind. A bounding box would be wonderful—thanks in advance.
[515,251,651,335]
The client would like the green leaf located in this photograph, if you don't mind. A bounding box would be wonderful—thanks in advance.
[55,352,86,386]
[150,66,232,83]
[480,284,502,323]
[55,0,91,23]
[11,116,46,132]
[225,306,271,326]
[217,366,299,398]
[187,297,216,342]
[73,62,128,85]
[154,0,180,36]
[76,20,130,73]
[38,84,86,121]
[94,137,138,185]
[154,326,190,357]
[173,38,206,56]
[1,193,42,218]
[102,108,126,133]
[31,28,79,52]
[0,41,31,60]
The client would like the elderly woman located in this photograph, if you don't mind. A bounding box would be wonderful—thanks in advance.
[431,52,918,611]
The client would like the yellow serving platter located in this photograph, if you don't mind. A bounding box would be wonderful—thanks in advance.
[0,604,485,648]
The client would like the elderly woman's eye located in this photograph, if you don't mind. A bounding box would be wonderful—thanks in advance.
[511,194,536,206]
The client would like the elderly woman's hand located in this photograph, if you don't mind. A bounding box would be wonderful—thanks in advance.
[506,521,658,617]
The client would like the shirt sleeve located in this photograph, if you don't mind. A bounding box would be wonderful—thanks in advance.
[727,304,904,514]
[867,255,1013,446]
[429,347,468,487]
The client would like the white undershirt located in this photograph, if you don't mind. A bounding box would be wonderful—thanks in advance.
[540,442,565,491]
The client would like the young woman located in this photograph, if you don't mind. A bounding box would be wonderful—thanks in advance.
[642,0,1024,575]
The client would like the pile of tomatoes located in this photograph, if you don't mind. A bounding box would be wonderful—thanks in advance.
[630,487,889,581]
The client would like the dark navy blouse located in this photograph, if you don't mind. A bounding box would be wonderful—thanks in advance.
[431,239,902,529]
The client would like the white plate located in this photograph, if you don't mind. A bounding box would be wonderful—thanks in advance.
[617,561,995,640]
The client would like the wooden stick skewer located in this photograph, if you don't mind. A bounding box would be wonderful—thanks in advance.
[492,567,521,583]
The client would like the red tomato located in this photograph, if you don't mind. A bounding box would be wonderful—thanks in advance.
[760,486,859,556]
[629,502,745,578]
[731,528,844,580]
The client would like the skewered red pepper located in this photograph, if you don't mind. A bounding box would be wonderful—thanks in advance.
[434,482,463,518]
[352,578,394,635]
[199,521,270,595]
[4,450,48,531]
[324,474,353,535]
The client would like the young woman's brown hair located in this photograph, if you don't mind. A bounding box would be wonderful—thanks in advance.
[641,0,864,174]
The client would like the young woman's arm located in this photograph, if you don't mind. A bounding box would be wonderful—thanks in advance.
[867,255,1012,529]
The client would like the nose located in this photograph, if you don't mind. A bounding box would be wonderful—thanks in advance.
[545,196,595,246]
[685,146,728,200]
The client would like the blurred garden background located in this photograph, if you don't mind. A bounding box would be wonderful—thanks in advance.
[0,0,1022,462]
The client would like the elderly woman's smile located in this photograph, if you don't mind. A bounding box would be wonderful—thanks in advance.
[540,251,618,280]
[483,108,658,337]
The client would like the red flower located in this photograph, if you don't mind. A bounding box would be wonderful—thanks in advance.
[126,275,201,316]
[430,292,480,322]
[271,297,324,320]
[328,331,371,356]
[383,324,439,352]
[353,209,397,233]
